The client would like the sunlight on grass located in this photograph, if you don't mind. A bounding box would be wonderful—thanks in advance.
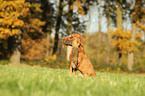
[0,65,145,96]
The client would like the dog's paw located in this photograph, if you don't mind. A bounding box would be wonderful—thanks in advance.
[78,73,84,77]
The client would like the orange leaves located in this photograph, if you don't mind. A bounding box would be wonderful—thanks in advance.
[137,22,145,32]
[0,27,22,39]
[109,29,131,39]
[31,18,45,28]
[136,32,143,38]
[45,55,57,62]
[21,36,49,60]
[0,0,30,39]
[22,3,45,34]
[0,0,45,39]
[73,0,85,15]
[12,29,21,35]
[109,28,142,54]
[13,20,24,27]
[132,12,136,15]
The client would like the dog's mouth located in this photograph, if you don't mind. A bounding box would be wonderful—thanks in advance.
[62,36,73,46]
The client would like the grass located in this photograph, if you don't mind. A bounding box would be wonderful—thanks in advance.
[0,65,145,96]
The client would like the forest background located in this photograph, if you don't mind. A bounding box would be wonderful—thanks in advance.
[0,0,145,73]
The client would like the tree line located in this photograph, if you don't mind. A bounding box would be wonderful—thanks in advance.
[0,0,145,71]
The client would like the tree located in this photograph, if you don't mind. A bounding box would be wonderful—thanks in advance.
[103,0,141,65]
[103,0,124,65]
[127,23,136,71]
[52,0,97,55]
[40,0,54,57]
[0,0,29,64]
[127,0,145,71]
[52,0,64,55]
[0,0,45,64]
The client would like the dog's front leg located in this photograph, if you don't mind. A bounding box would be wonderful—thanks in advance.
[69,66,73,75]
[70,65,77,76]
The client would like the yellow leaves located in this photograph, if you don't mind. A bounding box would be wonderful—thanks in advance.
[109,29,131,39]
[0,12,4,17]
[81,0,86,2]
[30,3,42,12]
[14,20,24,27]
[12,29,21,35]
[99,67,122,73]
[109,28,142,54]
[137,22,145,31]
[136,32,143,38]
[31,18,45,27]
[0,0,44,39]
[28,18,45,33]
[0,28,11,39]
[73,0,85,15]
[50,55,57,60]
[132,12,136,15]
[0,27,22,39]
[109,29,114,33]
[45,55,57,62]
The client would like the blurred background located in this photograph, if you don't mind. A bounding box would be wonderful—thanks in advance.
[0,0,145,73]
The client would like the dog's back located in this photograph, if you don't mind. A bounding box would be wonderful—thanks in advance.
[77,47,96,76]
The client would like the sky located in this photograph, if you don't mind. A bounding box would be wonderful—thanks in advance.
[87,5,132,34]
[51,0,133,37]
[87,5,108,33]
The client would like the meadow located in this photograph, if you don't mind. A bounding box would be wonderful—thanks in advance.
[0,65,145,96]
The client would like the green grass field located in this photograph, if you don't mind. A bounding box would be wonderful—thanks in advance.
[0,65,145,96]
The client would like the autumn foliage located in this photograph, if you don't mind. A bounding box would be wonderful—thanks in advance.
[109,29,143,54]
[0,0,29,39]
[0,0,46,60]
[0,0,45,39]
[73,0,85,15]
[0,0,144,72]
[21,34,49,60]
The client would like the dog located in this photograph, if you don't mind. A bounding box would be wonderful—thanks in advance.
[63,33,96,77]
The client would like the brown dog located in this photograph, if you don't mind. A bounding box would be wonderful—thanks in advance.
[63,33,96,77]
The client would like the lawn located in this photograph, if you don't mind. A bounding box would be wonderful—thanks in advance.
[0,65,145,96]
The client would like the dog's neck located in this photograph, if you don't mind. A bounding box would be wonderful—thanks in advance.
[71,46,79,68]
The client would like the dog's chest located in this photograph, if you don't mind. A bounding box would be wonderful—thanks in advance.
[71,47,79,62]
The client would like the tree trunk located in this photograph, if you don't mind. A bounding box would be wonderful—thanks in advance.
[116,0,122,65]
[67,0,73,35]
[66,0,73,61]
[45,33,51,57]
[143,33,145,57]
[127,23,136,71]
[116,0,122,29]
[41,0,53,33]
[106,18,111,64]
[53,0,63,55]
[8,34,21,64]
[97,7,101,63]
[40,0,53,57]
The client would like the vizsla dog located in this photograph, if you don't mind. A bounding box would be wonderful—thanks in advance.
[63,33,96,77]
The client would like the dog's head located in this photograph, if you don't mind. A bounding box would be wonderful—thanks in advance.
[62,33,84,47]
